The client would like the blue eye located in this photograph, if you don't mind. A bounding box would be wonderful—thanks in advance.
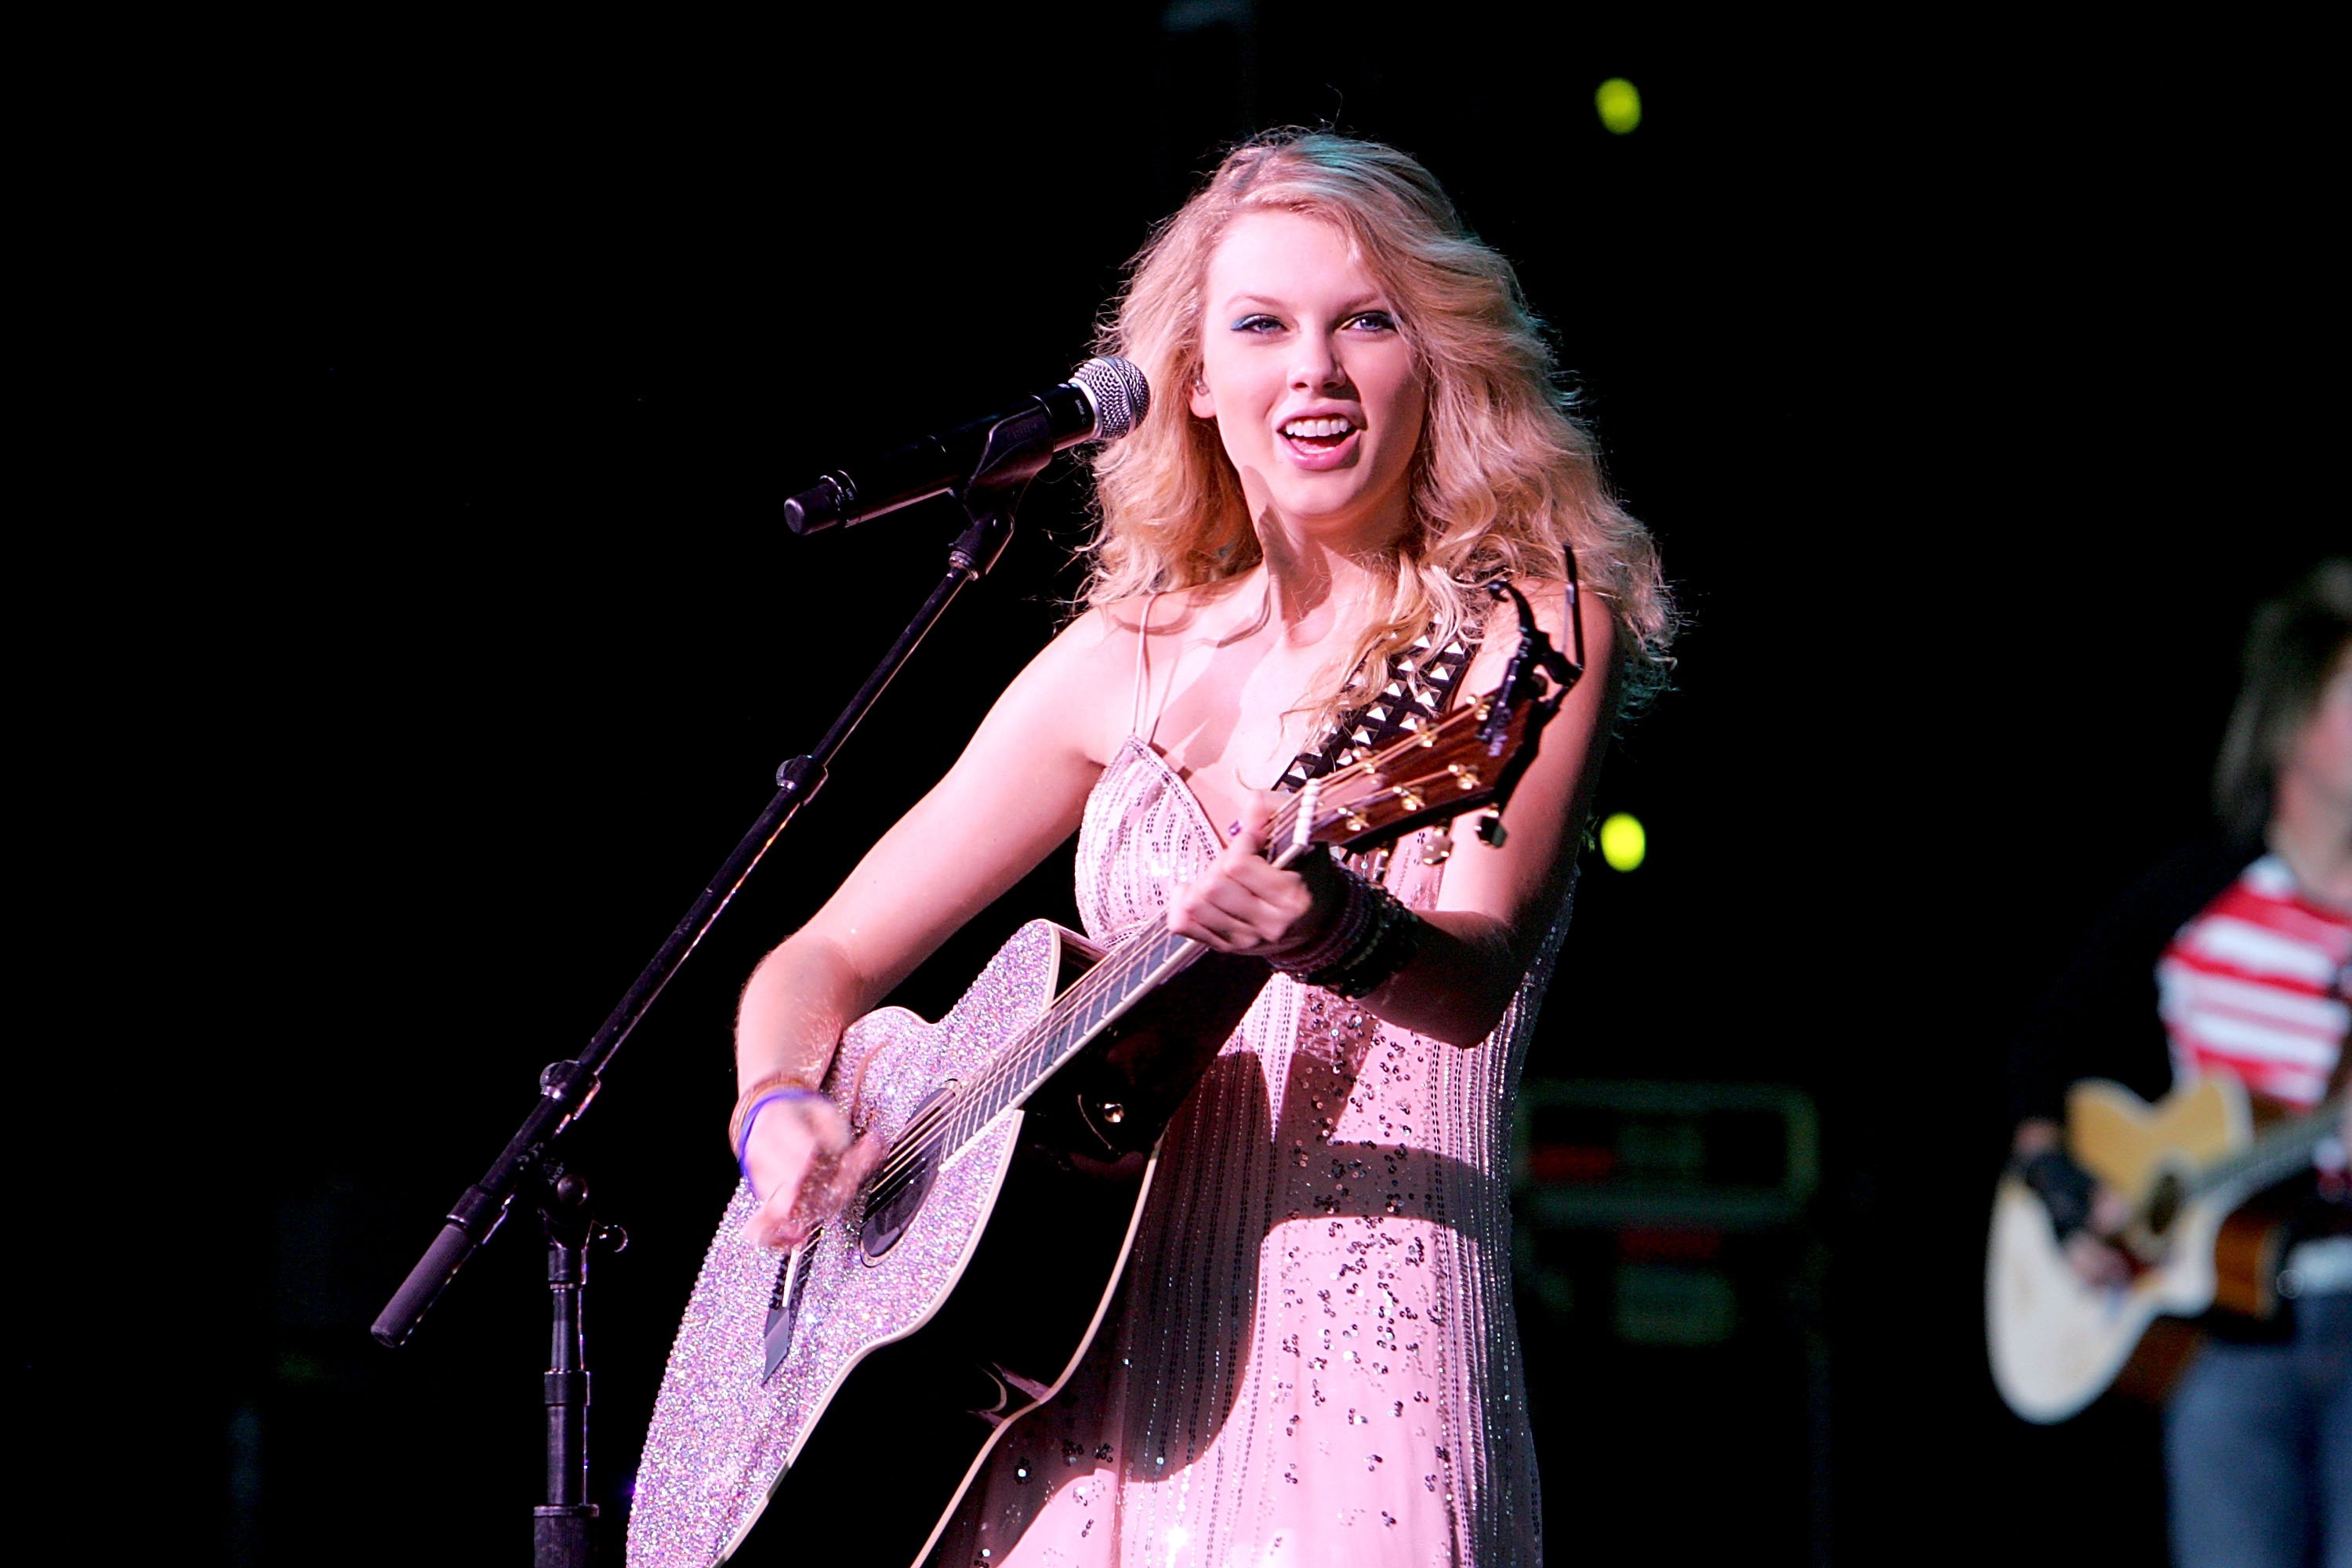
[1349,310,1399,332]
[1230,314,1282,333]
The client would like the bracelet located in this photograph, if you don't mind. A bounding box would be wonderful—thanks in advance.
[1316,891,1424,1000]
[1277,874,1423,1000]
[729,1070,826,1163]
[1270,865,1377,976]
[734,1089,831,1193]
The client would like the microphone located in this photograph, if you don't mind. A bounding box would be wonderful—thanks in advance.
[783,356,1150,534]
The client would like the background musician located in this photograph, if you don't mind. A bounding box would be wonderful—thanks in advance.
[2007,559,2351,1567]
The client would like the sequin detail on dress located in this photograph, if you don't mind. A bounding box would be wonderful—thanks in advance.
[935,738,1565,1566]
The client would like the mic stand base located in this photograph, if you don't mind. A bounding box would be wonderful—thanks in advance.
[533,1508,599,1567]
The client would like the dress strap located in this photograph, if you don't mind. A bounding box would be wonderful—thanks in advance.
[1130,592,1163,742]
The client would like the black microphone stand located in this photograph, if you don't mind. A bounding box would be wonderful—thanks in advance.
[372,416,1058,1566]
[533,1162,619,1565]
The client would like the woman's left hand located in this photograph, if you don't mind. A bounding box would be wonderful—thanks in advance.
[1163,790,1342,960]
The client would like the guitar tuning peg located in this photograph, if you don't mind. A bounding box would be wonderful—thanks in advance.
[1419,834,1453,866]
[1474,808,1508,848]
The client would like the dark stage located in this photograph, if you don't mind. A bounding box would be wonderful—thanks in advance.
[38,13,2335,1566]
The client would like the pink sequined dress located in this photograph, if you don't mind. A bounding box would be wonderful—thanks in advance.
[934,704,1563,1566]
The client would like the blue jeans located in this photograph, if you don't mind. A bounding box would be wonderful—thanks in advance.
[2165,1293,2352,1568]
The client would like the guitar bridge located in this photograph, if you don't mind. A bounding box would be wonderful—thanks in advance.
[761,1229,822,1384]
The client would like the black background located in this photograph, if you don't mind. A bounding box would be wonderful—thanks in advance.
[34,11,2334,1565]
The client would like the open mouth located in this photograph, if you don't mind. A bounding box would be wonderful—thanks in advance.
[1279,416,1357,454]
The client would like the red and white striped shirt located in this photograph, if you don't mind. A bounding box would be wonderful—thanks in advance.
[2157,855,2350,1109]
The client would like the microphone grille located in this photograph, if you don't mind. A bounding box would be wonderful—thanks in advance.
[1070,356,1150,442]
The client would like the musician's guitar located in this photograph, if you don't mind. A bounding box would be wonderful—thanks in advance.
[627,588,1580,1568]
[1985,1075,2345,1424]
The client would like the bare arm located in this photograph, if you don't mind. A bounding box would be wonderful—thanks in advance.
[731,608,1124,1243]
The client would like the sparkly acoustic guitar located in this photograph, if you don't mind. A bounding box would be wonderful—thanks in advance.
[627,588,1580,1568]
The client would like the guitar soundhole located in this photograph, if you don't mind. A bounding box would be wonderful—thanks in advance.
[860,1086,951,1261]
[2147,1171,2184,1236]
[861,1149,935,1260]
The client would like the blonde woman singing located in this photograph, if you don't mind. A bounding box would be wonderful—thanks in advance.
[731,132,1671,1566]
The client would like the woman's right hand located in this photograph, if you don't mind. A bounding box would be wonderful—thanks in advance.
[738,1090,886,1250]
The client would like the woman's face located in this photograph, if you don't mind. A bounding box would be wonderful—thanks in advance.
[1189,209,1427,549]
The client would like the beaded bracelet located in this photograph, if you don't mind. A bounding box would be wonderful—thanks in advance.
[1272,865,1378,976]
[1310,887,1424,999]
[1272,870,1424,1000]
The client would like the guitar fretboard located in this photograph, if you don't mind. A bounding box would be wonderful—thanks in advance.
[2190,1096,2345,1203]
[932,917,1204,1157]
[868,658,1554,1188]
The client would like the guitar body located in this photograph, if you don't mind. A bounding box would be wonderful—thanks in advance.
[2069,1076,2250,1221]
[1986,1075,2299,1424]
[627,920,1269,1568]
[1986,1176,2229,1424]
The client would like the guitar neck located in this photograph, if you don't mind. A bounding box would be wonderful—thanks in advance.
[2192,1094,2345,1203]
[913,610,1568,1166]
[932,917,1207,1158]
[927,797,1336,1160]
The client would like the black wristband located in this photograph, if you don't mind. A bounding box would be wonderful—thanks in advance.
[2016,1148,2097,1242]
[1300,884,1422,1000]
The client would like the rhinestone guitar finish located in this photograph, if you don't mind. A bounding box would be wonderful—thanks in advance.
[630,924,1065,1568]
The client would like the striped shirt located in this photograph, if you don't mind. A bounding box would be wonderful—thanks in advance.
[2157,854,2351,1109]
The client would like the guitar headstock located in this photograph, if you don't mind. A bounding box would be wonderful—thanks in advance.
[1274,579,1584,862]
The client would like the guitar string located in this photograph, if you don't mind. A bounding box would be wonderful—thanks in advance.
[860,905,1217,1208]
[858,719,1513,1205]
[862,719,1488,1198]
[2183,1096,2347,1201]
[858,750,1502,1211]
[866,784,1454,1203]
[860,911,1189,1206]
[862,789,1308,1203]
[857,708,1510,1205]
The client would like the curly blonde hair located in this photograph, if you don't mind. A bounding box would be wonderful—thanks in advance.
[1084,130,1673,724]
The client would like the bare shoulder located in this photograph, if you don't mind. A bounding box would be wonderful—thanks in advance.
[1068,581,1258,685]
[1007,596,1229,767]
[1029,599,1131,669]
[1465,577,1618,692]
[981,604,1120,762]
[1089,579,1251,645]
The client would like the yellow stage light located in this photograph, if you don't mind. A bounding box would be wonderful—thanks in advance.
[1595,78,1642,136]
[1599,811,1646,871]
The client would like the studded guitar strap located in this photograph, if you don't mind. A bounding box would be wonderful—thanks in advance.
[1274,624,1479,793]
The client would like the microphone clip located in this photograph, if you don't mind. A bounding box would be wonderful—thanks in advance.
[958,402,1061,505]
